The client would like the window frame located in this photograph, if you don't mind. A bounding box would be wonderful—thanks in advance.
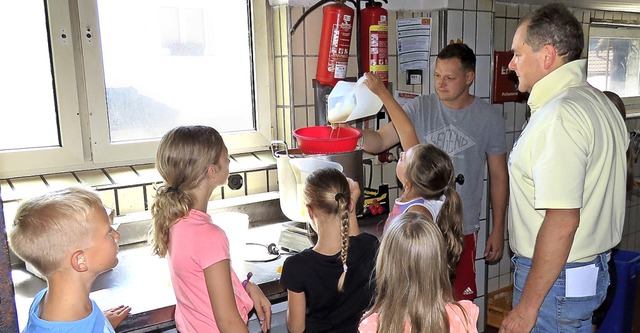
[587,20,640,110]
[0,0,275,178]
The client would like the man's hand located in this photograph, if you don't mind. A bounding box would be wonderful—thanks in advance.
[246,282,272,332]
[499,302,538,333]
[484,228,505,262]
[103,305,131,329]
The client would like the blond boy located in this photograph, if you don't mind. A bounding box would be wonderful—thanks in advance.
[10,187,131,332]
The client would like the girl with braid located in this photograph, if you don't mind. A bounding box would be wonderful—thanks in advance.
[280,168,379,333]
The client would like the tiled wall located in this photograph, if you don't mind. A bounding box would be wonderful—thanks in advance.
[0,150,280,235]
[272,1,495,329]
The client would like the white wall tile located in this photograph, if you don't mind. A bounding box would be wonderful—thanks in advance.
[275,58,284,106]
[502,102,515,132]
[304,6,322,56]
[514,102,527,130]
[494,17,506,51]
[488,276,500,292]
[463,11,477,50]
[499,273,512,289]
[505,133,515,158]
[290,7,305,56]
[447,10,464,44]
[477,219,487,259]
[478,0,492,12]
[592,11,605,20]
[621,12,640,21]
[505,19,519,51]
[292,57,306,105]
[476,55,491,98]
[517,4,531,18]
[449,0,464,10]
[499,245,511,274]
[476,11,492,55]
[474,296,486,330]
[495,2,506,17]
[463,0,477,10]
[475,259,486,297]
[430,13,440,53]
[505,4,518,18]
[305,57,318,105]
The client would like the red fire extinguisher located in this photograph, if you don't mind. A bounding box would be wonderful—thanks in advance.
[290,0,358,87]
[315,1,355,87]
[360,0,388,86]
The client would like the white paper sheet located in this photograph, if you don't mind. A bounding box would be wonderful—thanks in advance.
[565,264,598,297]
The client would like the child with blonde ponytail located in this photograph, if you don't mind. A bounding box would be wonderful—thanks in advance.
[150,125,271,333]
[280,168,379,333]
[359,212,479,333]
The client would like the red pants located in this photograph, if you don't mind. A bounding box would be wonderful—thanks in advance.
[452,233,477,301]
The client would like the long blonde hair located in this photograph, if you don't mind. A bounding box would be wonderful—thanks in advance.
[303,167,352,292]
[150,125,225,257]
[405,144,464,276]
[364,212,469,333]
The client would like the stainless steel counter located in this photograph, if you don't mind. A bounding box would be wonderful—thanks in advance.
[12,216,386,333]
[12,222,290,333]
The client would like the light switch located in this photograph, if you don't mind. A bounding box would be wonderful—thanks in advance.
[406,69,422,85]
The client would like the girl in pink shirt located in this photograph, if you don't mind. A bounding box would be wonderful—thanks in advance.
[359,212,479,333]
[150,126,271,333]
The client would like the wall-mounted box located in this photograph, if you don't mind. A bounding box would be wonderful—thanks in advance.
[493,51,526,104]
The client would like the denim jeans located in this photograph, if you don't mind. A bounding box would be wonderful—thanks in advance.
[512,253,610,332]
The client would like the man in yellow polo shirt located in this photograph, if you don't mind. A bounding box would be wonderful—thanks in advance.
[500,3,627,333]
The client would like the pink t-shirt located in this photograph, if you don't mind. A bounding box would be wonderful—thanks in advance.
[167,209,253,333]
[358,300,479,333]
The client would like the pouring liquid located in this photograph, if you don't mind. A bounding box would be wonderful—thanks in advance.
[329,123,342,139]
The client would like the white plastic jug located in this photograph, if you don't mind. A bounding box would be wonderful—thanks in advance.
[288,158,343,222]
[327,75,383,123]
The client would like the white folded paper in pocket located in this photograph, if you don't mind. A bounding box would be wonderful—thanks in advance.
[565,264,598,297]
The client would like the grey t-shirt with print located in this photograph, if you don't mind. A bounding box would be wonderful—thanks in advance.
[403,93,507,235]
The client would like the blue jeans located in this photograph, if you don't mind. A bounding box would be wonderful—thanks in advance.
[512,253,610,332]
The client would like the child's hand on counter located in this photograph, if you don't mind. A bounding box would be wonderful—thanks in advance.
[246,282,272,332]
[103,304,131,328]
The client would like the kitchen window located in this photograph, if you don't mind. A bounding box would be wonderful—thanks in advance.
[587,22,640,110]
[0,0,273,179]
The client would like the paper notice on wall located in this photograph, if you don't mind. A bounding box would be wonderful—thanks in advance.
[397,17,431,72]
[394,90,420,106]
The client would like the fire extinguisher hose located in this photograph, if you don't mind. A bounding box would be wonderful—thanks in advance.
[289,0,334,35]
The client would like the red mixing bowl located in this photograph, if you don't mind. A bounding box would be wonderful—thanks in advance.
[293,126,361,154]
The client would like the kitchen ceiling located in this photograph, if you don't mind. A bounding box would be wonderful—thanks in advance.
[501,0,640,14]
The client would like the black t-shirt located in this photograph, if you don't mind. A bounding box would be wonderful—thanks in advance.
[280,233,380,333]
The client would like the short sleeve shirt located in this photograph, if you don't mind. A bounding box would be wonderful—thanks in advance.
[280,233,380,333]
[167,209,253,333]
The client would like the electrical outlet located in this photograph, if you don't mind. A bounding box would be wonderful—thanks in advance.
[227,174,243,190]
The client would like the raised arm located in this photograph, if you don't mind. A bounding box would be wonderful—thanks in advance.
[363,72,419,150]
